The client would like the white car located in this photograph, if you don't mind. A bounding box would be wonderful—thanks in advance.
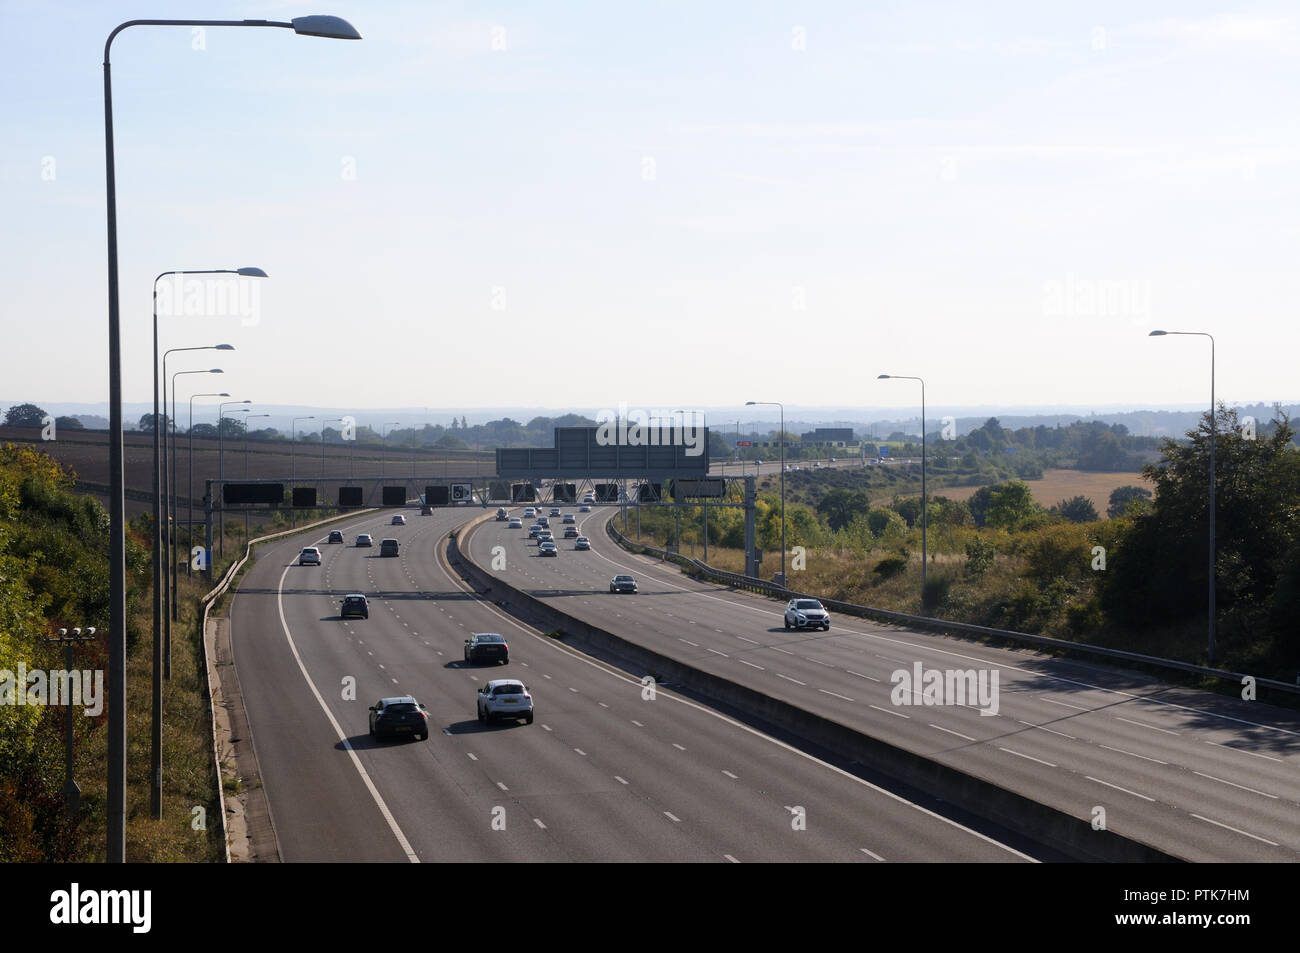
[581,494,595,504]
[508,518,523,529]
[477,679,533,724]
[574,536,590,551]
[299,547,321,566]
[784,598,830,631]
[562,513,576,524]
[523,507,536,518]
[391,514,406,525]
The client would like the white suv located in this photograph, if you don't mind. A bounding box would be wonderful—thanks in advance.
[477,679,534,724]
[785,598,830,631]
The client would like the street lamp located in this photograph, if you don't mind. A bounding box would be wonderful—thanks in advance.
[165,351,231,631]
[879,375,927,590]
[1150,329,1217,663]
[381,421,400,480]
[187,392,229,581]
[218,402,252,558]
[243,413,271,548]
[746,401,785,583]
[291,416,316,528]
[103,11,360,862]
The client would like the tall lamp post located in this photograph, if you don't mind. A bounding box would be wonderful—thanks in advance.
[103,11,360,863]
[218,402,251,558]
[380,421,401,480]
[1150,329,1217,663]
[879,375,927,589]
[165,352,231,631]
[187,392,229,579]
[243,413,271,547]
[746,401,785,584]
[291,416,315,528]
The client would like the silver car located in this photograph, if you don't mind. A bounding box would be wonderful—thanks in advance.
[784,598,830,631]
[299,546,321,566]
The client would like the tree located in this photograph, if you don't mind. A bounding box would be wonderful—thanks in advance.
[968,485,995,527]
[53,416,84,431]
[1055,495,1099,523]
[816,489,871,532]
[867,507,907,538]
[189,423,219,439]
[3,404,47,428]
[984,480,1040,531]
[137,413,173,433]
[1107,485,1152,518]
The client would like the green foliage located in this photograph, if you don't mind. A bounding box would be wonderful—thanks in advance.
[873,555,908,579]
[1107,484,1152,518]
[984,480,1042,531]
[965,537,996,575]
[1055,495,1099,523]
[816,488,872,532]
[867,507,907,539]
[3,404,47,428]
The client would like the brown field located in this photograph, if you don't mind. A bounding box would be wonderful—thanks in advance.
[925,468,1154,518]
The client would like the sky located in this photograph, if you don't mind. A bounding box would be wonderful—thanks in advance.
[3,1,1299,424]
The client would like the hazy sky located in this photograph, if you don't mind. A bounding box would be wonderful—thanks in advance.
[3,1,1298,417]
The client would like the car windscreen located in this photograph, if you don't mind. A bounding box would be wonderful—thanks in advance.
[795,600,822,610]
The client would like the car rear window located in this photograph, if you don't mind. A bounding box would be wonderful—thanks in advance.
[386,702,418,713]
[492,684,524,696]
[477,634,504,643]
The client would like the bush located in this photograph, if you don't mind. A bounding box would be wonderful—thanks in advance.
[965,537,996,575]
[873,555,908,579]
[921,574,952,613]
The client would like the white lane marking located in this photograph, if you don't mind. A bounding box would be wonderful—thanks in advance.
[664,812,681,823]
[496,781,508,791]
[739,660,766,671]
[1017,720,1076,740]
[870,704,910,719]
[672,743,686,751]
[569,687,579,693]
[859,847,886,862]
[467,753,478,761]
[770,647,795,656]
[631,720,644,727]
[450,518,1039,862]
[735,636,759,644]
[706,648,729,657]
[722,770,738,779]
[819,689,855,702]
[574,748,587,756]
[1039,697,1090,712]
[1192,771,1278,799]
[775,673,806,686]
[998,747,1057,768]
[724,853,740,863]
[533,818,547,829]
[846,670,879,681]
[274,561,419,863]
[614,776,628,785]
[1203,741,1285,763]
[1190,813,1279,846]
[803,657,835,667]
[1115,716,1179,736]
[1085,776,1154,802]
[599,702,609,708]
[929,724,976,742]
[542,724,552,732]
[678,638,700,647]
[1099,744,1168,765]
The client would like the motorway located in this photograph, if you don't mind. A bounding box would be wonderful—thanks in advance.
[464,505,1300,862]
[227,507,1037,862]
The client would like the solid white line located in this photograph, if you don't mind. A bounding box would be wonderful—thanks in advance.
[929,724,976,741]
[819,689,855,702]
[1099,744,1168,765]
[274,561,419,863]
[998,747,1057,768]
[859,847,886,862]
[1085,776,1154,802]
[1192,771,1278,799]
[1115,716,1179,736]
[1190,813,1279,846]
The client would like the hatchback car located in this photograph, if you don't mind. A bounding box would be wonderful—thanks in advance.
[563,526,579,538]
[391,514,407,526]
[508,518,523,529]
[355,534,373,548]
[464,632,509,665]
[420,505,433,515]
[327,530,344,544]
[369,696,430,741]
[550,507,561,517]
[380,538,399,557]
[536,516,549,528]
[528,524,543,538]
[785,598,830,631]
[523,507,536,518]
[574,536,591,550]
[562,514,576,524]
[341,594,369,619]
[477,679,533,724]
[538,541,558,556]
[610,574,637,593]
[299,546,321,566]
[537,531,554,544]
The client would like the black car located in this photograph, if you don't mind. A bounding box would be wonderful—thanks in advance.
[369,696,430,741]
[380,538,399,557]
[327,530,344,544]
[464,632,509,665]
[341,594,369,619]
[610,574,638,593]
